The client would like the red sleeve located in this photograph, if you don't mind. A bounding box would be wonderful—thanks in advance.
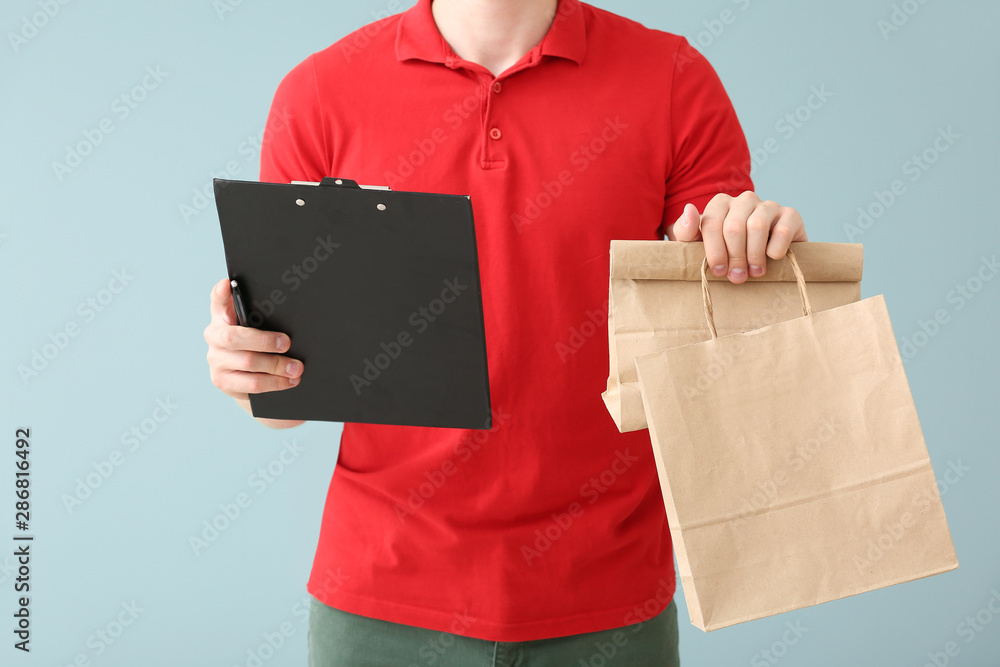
[259,54,330,184]
[660,37,754,236]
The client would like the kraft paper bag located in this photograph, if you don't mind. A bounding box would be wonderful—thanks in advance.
[633,250,959,632]
[603,241,863,432]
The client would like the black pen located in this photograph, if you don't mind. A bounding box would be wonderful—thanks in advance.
[230,279,249,327]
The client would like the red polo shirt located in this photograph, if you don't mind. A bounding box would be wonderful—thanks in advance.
[259,0,753,642]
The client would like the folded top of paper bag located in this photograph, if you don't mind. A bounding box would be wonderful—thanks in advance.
[609,240,864,282]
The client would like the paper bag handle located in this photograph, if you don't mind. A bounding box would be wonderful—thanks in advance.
[700,249,813,340]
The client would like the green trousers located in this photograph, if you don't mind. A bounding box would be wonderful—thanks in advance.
[307,596,679,667]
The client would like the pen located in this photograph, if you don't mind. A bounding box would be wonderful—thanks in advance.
[230,279,249,327]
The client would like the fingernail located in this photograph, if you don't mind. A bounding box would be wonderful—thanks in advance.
[216,282,224,294]
[286,361,301,376]
[729,268,747,281]
[749,265,763,277]
[289,377,300,386]
[276,335,288,351]
[713,265,727,276]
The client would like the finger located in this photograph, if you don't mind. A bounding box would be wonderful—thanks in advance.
[746,200,782,278]
[765,207,808,260]
[209,279,237,326]
[721,192,761,284]
[699,194,733,277]
[211,369,301,396]
[208,347,304,378]
[206,322,291,354]
[666,203,703,242]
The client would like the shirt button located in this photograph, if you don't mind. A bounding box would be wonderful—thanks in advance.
[489,127,502,140]
[492,81,502,94]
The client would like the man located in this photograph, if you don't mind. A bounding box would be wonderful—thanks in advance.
[204,0,807,664]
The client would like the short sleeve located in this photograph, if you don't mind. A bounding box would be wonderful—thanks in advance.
[660,37,754,236]
[259,54,330,184]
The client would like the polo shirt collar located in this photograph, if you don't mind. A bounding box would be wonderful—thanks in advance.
[396,0,586,67]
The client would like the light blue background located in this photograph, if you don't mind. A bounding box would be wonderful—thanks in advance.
[2,0,998,665]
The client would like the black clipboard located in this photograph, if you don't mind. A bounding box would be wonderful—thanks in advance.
[213,177,492,430]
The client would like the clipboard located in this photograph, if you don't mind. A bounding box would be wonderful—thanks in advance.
[213,177,492,430]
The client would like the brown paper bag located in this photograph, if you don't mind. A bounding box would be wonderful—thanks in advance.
[603,241,863,432]
[633,250,959,631]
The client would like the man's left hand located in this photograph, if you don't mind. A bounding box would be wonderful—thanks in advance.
[666,191,808,284]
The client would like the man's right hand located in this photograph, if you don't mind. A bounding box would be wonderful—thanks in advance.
[204,278,305,426]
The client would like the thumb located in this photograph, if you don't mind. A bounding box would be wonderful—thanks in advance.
[667,203,702,241]
[211,278,237,327]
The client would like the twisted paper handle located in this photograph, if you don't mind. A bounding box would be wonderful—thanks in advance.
[700,249,813,340]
